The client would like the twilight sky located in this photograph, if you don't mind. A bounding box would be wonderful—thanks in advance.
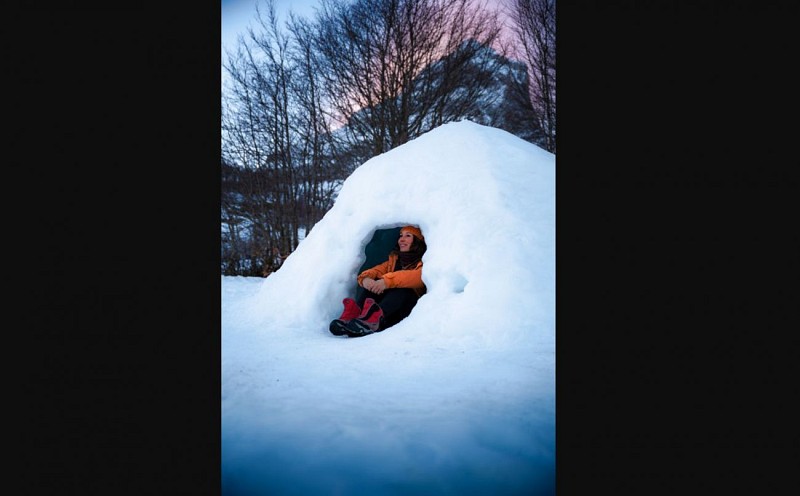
[222,0,516,59]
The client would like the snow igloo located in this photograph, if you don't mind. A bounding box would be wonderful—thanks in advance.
[247,120,555,347]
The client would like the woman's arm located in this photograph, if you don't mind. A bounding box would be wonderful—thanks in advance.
[382,266,424,290]
[357,259,394,287]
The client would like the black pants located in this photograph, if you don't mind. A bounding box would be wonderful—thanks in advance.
[355,287,420,328]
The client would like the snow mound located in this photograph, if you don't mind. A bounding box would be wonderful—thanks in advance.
[244,120,554,348]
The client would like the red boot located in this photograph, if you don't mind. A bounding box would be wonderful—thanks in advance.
[356,297,375,319]
[340,298,361,320]
[329,298,362,336]
[344,298,384,337]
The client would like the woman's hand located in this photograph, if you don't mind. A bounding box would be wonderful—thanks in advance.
[370,279,386,294]
[362,277,386,294]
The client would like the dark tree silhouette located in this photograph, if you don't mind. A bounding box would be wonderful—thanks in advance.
[509,0,556,153]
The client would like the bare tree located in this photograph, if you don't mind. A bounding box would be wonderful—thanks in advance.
[222,0,344,275]
[287,13,352,228]
[303,0,507,160]
[222,1,298,266]
[509,0,556,153]
[221,159,274,276]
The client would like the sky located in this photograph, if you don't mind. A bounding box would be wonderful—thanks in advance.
[222,0,319,88]
[222,0,517,65]
[222,0,318,55]
[221,120,555,495]
[221,0,519,91]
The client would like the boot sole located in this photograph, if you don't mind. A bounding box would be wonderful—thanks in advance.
[329,319,349,336]
[343,316,384,337]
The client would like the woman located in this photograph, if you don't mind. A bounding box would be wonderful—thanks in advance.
[330,225,427,337]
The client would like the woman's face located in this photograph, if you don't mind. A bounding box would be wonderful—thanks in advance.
[398,231,415,252]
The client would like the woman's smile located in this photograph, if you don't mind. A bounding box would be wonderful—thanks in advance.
[398,231,414,252]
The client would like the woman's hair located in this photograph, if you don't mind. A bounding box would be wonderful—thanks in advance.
[390,234,427,258]
[410,236,427,256]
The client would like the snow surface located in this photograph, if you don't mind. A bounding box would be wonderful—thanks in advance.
[221,120,555,495]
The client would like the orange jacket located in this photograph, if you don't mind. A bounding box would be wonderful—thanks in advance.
[357,253,426,297]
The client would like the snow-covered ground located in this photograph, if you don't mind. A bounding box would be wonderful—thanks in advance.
[222,121,555,495]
